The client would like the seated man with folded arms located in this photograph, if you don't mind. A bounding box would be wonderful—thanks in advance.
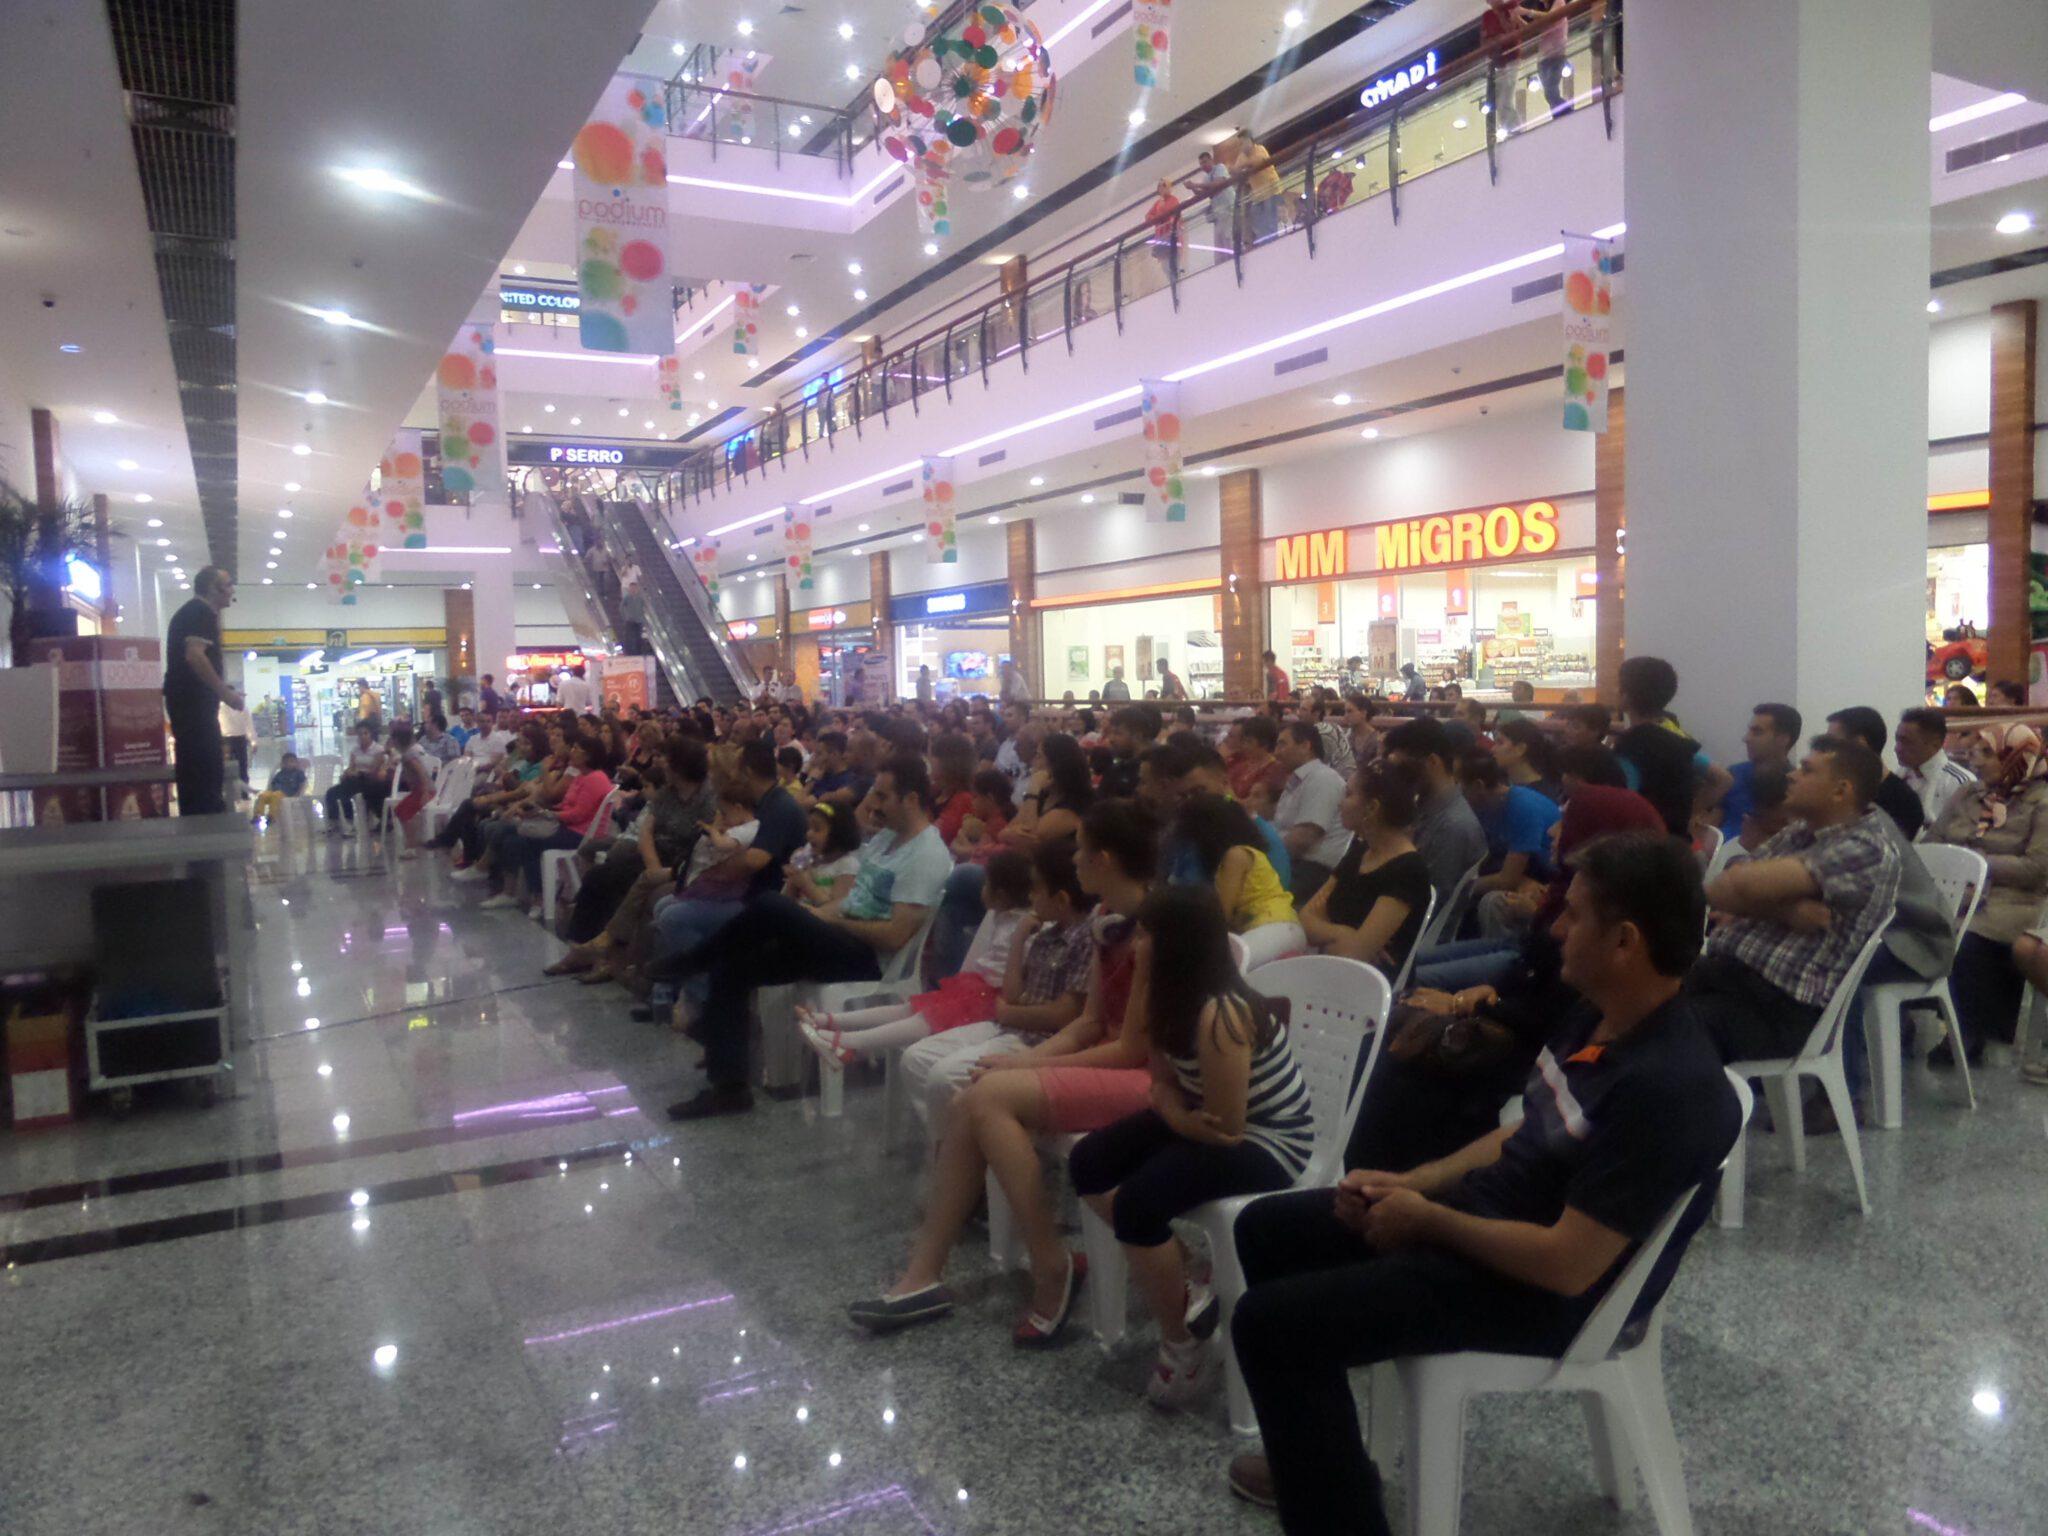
[1691,736,1901,1064]
[1224,832,1742,1530]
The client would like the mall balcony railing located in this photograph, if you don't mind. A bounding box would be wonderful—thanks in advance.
[663,0,1619,506]
[663,78,869,175]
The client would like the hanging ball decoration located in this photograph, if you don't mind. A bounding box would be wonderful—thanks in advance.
[875,4,1056,190]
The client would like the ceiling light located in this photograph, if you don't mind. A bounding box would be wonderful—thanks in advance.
[985,514,1000,524]
[1012,184,1029,200]
[512,263,526,275]
[850,545,863,555]
[521,424,533,432]
[795,325,809,339]
[59,343,81,353]
[1127,108,1145,128]
[1360,427,1380,439]
[853,287,868,301]
[269,547,281,555]
[736,18,753,36]
[543,403,555,413]
[747,360,760,370]
[284,481,300,492]
[845,63,862,80]
[1332,392,1352,405]
[923,241,938,256]
[133,492,153,504]
[838,20,854,39]
[693,369,706,381]
[570,416,581,425]
[911,532,924,542]
[91,409,116,425]
[304,389,328,406]
[740,135,752,145]
[1927,299,1942,314]
[278,508,294,519]
[163,552,177,562]
[787,123,803,139]
[1201,466,1218,477]
[265,561,278,570]
[672,41,686,56]
[687,413,701,426]
[332,166,428,199]
[1995,211,2034,236]
[785,303,800,317]
[275,530,288,539]
[155,537,170,547]
[532,583,543,590]
[146,517,162,528]
[306,582,317,589]
[314,307,353,327]
[619,407,630,417]
[747,553,758,562]
[847,261,863,275]
[857,522,871,532]
[644,420,655,429]
[1029,475,1044,486]
[117,457,138,470]
[1080,493,1095,504]
[292,443,312,456]
[1283,7,1305,26]
[707,399,719,409]
[261,577,273,585]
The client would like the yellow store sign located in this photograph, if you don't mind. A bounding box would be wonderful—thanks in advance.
[1373,500,1559,572]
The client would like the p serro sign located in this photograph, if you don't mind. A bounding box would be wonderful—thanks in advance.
[1374,501,1560,572]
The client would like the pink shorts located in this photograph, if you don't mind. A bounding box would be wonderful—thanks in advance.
[1036,1066,1150,1134]
[910,971,1003,1034]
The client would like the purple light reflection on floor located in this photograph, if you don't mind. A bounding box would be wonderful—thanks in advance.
[522,1293,736,1346]
[1908,1512,1976,1536]
[731,1484,941,1536]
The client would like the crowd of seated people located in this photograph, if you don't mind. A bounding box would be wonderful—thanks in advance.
[354,655,2048,1530]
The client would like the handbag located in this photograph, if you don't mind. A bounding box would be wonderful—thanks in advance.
[1382,999,1521,1080]
[515,813,562,839]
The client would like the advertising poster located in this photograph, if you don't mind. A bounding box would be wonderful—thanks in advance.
[1140,378,1186,521]
[921,456,958,564]
[1066,645,1090,683]
[572,75,673,356]
[1104,643,1124,678]
[782,507,815,595]
[31,636,167,825]
[436,322,502,497]
[598,654,655,711]
[1134,0,1172,88]
[1561,231,1617,432]
[380,430,427,549]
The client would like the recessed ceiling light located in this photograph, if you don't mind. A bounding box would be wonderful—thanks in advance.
[858,522,871,532]
[284,481,300,492]
[532,583,543,590]
[1994,211,2034,236]
[304,389,328,406]
[1283,7,1305,26]
[163,552,177,561]
[275,530,287,539]
[570,416,581,425]
[1012,184,1029,200]
[134,492,153,503]
[1080,493,1095,504]
[687,413,701,426]
[853,287,868,301]
[923,241,938,256]
[146,517,162,528]
[692,369,706,382]
[795,326,809,339]
[851,545,864,555]
[59,343,81,354]
[911,532,924,542]
[619,407,629,417]
[521,423,533,432]
[513,263,526,275]
[1029,475,1045,486]
[1127,108,1145,129]
[707,399,719,409]
[644,420,655,430]
[747,553,758,562]
[117,457,139,470]
[314,307,353,327]
[543,403,555,413]
[747,360,760,371]
[292,443,312,456]
[278,508,294,519]
[266,561,278,569]
[268,547,282,556]
[1360,427,1380,439]
[1331,392,1352,405]
[845,62,862,80]
[306,582,317,589]
[332,166,428,199]
[1452,117,1468,131]
[985,514,1000,524]
[1927,299,1942,314]
[155,537,170,547]
[785,303,800,317]
[672,41,686,55]
[787,123,803,138]
[1201,466,1218,477]
[847,261,862,275]
[91,409,116,425]
[261,577,273,585]
[838,20,854,39]
[736,18,753,36]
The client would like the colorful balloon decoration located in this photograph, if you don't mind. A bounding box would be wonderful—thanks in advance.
[873,4,1055,243]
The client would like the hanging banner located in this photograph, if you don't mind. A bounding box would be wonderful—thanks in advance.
[380,429,427,549]
[913,165,951,240]
[692,540,722,603]
[326,477,382,604]
[658,354,683,411]
[571,75,672,356]
[1134,0,1172,89]
[1140,378,1186,522]
[1561,231,1617,433]
[436,322,502,499]
[732,283,765,355]
[921,455,958,564]
[783,508,815,596]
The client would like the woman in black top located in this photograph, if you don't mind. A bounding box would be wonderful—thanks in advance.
[1297,761,1434,983]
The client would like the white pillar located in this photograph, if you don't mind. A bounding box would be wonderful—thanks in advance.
[1622,0,1931,756]
[469,540,518,695]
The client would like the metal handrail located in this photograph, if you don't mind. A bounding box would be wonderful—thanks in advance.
[594,496,760,701]
[664,79,862,175]
[517,481,616,654]
[663,1,1619,508]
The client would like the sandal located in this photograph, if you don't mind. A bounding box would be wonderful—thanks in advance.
[1012,1251,1088,1349]
[543,951,595,977]
[797,1015,856,1067]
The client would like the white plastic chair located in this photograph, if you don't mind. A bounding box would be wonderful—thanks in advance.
[1417,862,1483,953]
[1228,933,1252,974]
[539,788,621,922]
[420,757,475,841]
[1393,1073,1754,1536]
[372,756,406,842]
[1860,844,1984,1128]
[807,904,944,1128]
[1701,833,1742,887]
[1386,887,1439,996]
[1693,824,1722,865]
[1717,914,1894,1225]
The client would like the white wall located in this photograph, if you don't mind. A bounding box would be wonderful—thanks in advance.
[1924,310,2048,497]
[892,522,1007,595]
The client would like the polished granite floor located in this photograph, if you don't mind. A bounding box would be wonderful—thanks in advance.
[3,812,2045,1536]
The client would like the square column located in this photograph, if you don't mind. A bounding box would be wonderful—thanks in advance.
[1219,470,1264,700]
[1622,0,1931,751]
[1007,520,1038,697]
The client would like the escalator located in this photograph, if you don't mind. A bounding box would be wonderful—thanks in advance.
[592,497,756,707]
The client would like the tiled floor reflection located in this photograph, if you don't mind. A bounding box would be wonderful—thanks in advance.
[1,819,2045,1534]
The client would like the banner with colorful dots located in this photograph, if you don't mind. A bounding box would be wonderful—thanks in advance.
[379,430,427,548]
[436,323,502,499]
[1134,0,1172,89]
[658,355,682,411]
[733,283,766,356]
[1560,231,1616,433]
[572,75,673,357]
[1140,379,1186,522]
[782,508,815,594]
[921,456,959,565]
[691,539,721,604]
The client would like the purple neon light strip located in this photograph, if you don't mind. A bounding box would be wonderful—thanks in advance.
[522,1292,735,1346]
[732,1484,939,1536]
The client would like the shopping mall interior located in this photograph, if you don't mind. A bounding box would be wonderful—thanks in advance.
[2,0,2047,1532]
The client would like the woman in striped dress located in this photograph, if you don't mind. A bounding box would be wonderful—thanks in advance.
[1068,884,1314,1410]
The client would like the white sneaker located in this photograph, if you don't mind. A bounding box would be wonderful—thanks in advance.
[1145,1335,1219,1412]
[449,865,487,884]
[527,904,545,922]
[398,848,419,862]
[478,893,520,910]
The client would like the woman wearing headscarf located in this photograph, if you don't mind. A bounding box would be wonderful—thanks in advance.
[1924,724,2048,1064]
[1348,784,1669,1170]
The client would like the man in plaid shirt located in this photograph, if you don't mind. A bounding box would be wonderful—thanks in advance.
[1692,737,1901,1062]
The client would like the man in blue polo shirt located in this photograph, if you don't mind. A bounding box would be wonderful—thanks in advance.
[1223,832,1741,1530]
[1458,751,1561,931]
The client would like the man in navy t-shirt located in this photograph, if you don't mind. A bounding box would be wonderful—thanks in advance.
[1223,831,1741,1532]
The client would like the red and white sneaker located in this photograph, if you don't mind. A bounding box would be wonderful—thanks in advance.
[1146,1334,1219,1411]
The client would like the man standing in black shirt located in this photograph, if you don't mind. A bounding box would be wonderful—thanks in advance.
[1611,655,1712,837]
[163,567,241,817]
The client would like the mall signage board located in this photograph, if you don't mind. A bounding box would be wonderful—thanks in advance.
[499,283,581,314]
[893,581,1013,622]
[505,440,687,469]
[1270,501,1570,582]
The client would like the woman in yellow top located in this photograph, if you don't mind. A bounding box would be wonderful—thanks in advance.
[1175,792,1307,968]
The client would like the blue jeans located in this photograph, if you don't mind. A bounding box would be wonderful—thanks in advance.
[648,896,746,1011]
[1410,938,1517,994]
[928,864,987,980]
[1842,948,1918,1100]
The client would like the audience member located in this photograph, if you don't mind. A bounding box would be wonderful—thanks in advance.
[1273,721,1351,907]
[1458,752,1561,935]
[252,752,306,825]
[1382,717,1488,905]
[1611,656,1709,837]
[1824,706,1925,840]
[1714,702,1801,841]
[324,722,388,833]
[1295,762,1432,978]
[1894,705,1976,827]
[1170,792,1305,966]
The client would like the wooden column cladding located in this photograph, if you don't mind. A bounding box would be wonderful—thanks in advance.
[1219,469,1264,699]
[1989,301,2038,688]
[1594,385,1626,704]
[1006,518,1038,697]
[443,588,476,684]
[92,491,115,630]
[868,550,891,631]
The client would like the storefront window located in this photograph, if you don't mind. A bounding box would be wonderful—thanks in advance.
[1039,592,1224,699]
[1926,543,1988,639]
[895,619,1010,701]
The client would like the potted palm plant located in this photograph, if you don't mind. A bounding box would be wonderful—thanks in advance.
[0,476,102,666]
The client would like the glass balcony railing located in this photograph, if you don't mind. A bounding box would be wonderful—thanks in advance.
[663,0,1620,505]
